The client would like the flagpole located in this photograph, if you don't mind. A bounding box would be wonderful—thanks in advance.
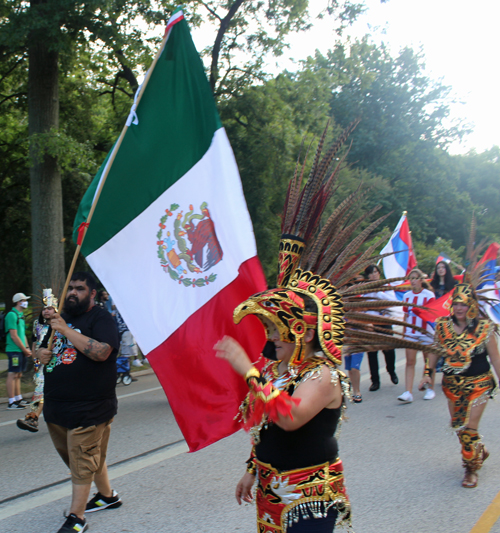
[404,210,418,269]
[47,17,179,348]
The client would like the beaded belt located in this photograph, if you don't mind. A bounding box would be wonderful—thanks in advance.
[255,458,351,532]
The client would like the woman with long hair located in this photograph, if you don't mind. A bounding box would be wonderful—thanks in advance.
[420,284,499,488]
[363,264,398,391]
[430,261,457,298]
[398,268,435,402]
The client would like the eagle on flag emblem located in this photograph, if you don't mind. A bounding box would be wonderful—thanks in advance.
[157,202,223,287]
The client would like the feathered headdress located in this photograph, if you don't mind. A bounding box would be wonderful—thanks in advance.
[455,213,499,318]
[234,122,437,365]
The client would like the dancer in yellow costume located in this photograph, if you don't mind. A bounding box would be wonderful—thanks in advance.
[421,284,499,488]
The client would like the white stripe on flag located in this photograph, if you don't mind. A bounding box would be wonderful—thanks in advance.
[87,128,257,354]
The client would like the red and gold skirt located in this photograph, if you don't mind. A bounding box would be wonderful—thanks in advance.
[255,458,351,533]
[442,371,497,430]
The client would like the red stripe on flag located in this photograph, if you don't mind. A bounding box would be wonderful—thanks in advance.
[413,291,452,322]
[147,256,267,452]
[165,11,184,35]
[479,243,500,264]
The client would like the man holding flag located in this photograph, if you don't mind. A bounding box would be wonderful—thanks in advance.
[37,272,121,533]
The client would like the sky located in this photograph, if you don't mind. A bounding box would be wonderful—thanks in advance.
[275,0,500,155]
[191,0,499,155]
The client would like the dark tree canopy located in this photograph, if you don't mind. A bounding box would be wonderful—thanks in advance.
[0,1,498,300]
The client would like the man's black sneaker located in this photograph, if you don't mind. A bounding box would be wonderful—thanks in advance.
[56,513,88,532]
[85,490,122,513]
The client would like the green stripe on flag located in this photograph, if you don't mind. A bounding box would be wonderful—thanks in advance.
[74,15,222,256]
[72,149,113,245]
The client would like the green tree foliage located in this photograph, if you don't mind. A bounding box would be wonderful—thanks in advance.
[0,31,31,299]
[180,0,364,97]
[413,237,465,279]
[220,72,373,283]
[296,41,488,247]
[0,0,158,296]
[454,147,500,243]
[1,2,499,299]
[221,38,500,282]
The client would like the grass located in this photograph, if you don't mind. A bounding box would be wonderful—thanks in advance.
[0,370,37,399]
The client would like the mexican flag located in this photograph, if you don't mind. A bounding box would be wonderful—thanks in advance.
[73,8,266,452]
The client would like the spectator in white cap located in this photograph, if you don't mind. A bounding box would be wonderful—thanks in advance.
[6,293,32,409]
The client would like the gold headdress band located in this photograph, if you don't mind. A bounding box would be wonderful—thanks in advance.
[234,235,344,366]
[234,122,442,368]
[451,283,479,320]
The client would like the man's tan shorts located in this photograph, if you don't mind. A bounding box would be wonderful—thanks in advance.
[47,419,113,485]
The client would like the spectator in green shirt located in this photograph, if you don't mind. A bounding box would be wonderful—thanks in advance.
[6,292,32,410]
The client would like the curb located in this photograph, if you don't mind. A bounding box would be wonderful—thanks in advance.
[0,367,155,405]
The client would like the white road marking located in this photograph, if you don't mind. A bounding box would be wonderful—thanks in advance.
[0,441,188,521]
[0,386,163,427]
[115,385,163,399]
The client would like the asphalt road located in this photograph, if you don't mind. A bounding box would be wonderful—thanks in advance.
[1,351,500,533]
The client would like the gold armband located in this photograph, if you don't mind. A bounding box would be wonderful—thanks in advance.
[244,367,260,381]
[246,457,257,475]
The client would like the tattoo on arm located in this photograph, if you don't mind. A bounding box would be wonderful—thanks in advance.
[83,339,112,362]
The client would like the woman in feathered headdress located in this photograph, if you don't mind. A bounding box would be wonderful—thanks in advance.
[215,123,436,532]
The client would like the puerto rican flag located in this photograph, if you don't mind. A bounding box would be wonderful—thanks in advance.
[436,253,451,264]
[381,213,417,280]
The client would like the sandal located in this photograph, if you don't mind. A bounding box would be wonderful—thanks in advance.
[353,395,362,403]
[482,447,490,463]
[462,469,478,488]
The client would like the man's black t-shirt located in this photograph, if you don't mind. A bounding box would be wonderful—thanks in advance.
[43,305,120,429]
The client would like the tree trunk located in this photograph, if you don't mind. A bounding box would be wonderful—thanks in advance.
[210,0,246,94]
[28,35,65,295]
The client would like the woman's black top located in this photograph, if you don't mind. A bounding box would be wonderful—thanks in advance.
[255,407,341,471]
[434,284,447,298]
[444,347,490,377]
[433,279,458,298]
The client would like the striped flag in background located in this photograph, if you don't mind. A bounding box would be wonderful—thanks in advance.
[380,213,417,280]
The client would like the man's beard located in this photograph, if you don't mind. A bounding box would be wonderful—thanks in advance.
[65,294,91,316]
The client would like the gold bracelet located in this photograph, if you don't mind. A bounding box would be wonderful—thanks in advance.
[246,460,257,475]
[244,367,260,380]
